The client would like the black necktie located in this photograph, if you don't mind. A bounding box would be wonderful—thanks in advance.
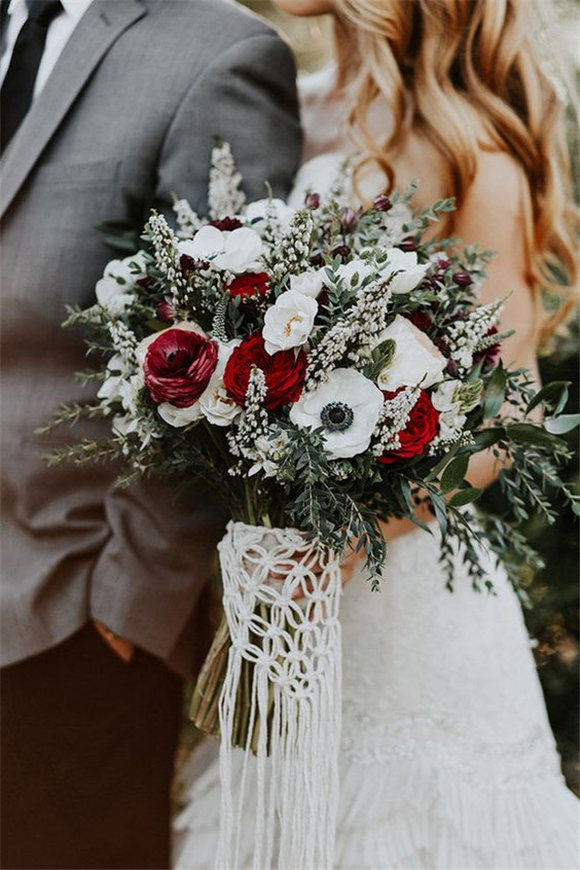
[0,0,62,154]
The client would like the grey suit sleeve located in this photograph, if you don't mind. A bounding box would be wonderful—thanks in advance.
[89,31,301,674]
[155,31,303,213]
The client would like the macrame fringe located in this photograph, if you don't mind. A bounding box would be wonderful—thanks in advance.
[214,521,342,870]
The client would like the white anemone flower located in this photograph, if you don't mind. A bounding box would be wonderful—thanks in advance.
[263,287,318,355]
[382,247,429,294]
[182,225,263,273]
[375,315,446,392]
[290,368,384,459]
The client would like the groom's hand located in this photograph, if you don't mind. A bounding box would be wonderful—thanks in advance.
[93,621,135,663]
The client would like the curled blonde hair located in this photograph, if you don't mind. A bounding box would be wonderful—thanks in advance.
[334,0,578,343]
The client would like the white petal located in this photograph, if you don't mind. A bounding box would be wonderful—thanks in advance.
[187,226,225,260]
[157,402,203,428]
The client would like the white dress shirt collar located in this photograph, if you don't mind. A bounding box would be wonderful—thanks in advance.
[7,0,94,24]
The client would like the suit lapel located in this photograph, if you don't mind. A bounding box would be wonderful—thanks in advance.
[0,0,147,218]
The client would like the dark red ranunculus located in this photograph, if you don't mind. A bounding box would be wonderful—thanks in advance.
[223,333,307,410]
[209,217,243,231]
[227,272,270,301]
[143,328,218,407]
[377,388,440,465]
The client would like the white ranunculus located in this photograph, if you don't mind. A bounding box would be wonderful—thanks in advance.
[375,315,446,392]
[246,198,295,233]
[263,288,318,355]
[184,225,263,274]
[135,321,206,368]
[383,248,430,294]
[290,268,326,298]
[95,253,148,314]
[431,379,467,439]
[290,368,384,459]
[157,401,203,428]
[199,340,242,427]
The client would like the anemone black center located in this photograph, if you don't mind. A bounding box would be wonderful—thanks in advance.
[320,401,354,433]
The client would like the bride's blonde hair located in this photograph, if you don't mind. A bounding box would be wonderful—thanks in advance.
[334,0,577,343]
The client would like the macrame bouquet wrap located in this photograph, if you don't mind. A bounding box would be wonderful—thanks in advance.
[215,520,342,870]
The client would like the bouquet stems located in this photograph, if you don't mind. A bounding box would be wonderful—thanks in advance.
[190,605,277,754]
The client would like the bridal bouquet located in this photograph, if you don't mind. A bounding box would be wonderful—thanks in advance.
[43,142,577,868]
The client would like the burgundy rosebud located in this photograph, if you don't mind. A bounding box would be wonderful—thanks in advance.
[435,256,451,271]
[136,275,153,290]
[156,300,175,323]
[209,217,243,231]
[305,192,321,210]
[180,254,208,275]
[309,252,325,268]
[340,207,358,234]
[446,358,460,377]
[453,270,473,287]
[331,244,351,262]
[180,254,196,274]
[373,194,393,213]
[398,236,417,252]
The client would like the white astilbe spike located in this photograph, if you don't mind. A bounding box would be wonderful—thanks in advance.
[446,298,505,373]
[306,279,392,388]
[108,320,138,366]
[208,141,246,220]
[145,212,186,308]
[372,386,420,456]
[172,197,203,238]
[270,210,314,277]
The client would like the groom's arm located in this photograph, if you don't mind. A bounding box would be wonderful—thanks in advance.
[155,30,303,212]
[90,29,301,671]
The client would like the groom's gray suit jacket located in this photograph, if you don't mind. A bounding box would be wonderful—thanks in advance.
[0,0,301,675]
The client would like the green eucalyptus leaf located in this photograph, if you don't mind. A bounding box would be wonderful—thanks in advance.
[506,422,563,447]
[449,487,483,507]
[544,414,580,435]
[526,381,570,416]
[483,362,507,419]
[440,453,470,494]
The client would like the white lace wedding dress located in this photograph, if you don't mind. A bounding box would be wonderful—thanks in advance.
[173,70,578,870]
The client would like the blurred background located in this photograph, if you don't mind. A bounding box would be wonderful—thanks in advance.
[187,0,579,793]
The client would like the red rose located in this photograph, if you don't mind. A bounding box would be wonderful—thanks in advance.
[144,328,218,407]
[227,272,270,301]
[377,388,440,464]
[224,333,307,410]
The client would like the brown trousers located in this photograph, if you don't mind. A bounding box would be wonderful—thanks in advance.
[1,625,183,870]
